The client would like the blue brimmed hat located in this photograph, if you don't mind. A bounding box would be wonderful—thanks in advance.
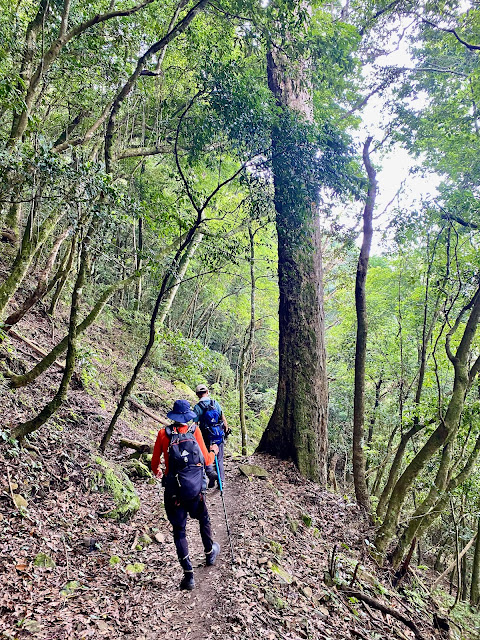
[167,399,197,423]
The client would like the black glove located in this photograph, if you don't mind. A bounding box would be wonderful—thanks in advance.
[224,427,232,439]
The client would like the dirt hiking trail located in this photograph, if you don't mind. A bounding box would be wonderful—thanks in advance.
[1,416,443,640]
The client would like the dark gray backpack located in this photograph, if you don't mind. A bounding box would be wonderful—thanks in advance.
[165,424,204,500]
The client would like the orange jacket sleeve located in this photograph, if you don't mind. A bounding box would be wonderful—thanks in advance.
[151,429,168,476]
[194,427,215,466]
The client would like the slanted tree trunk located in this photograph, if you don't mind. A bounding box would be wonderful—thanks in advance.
[0,202,63,322]
[375,285,480,556]
[100,225,203,452]
[376,229,447,519]
[157,229,203,325]
[392,428,480,567]
[352,137,376,512]
[257,41,328,485]
[3,228,70,329]
[11,223,93,440]
[7,271,139,388]
[48,232,77,316]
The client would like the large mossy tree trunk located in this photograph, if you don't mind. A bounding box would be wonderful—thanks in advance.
[257,45,328,486]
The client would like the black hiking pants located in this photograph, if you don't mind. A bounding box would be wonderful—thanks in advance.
[164,491,213,573]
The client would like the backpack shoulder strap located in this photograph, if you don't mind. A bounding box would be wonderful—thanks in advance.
[165,424,177,439]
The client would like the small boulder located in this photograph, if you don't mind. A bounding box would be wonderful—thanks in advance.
[238,464,269,478]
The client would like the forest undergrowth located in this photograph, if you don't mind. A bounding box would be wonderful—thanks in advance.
[0,300,475,640]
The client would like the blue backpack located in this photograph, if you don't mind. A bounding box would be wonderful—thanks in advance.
[199,400,224,446]
[165,424,204,500]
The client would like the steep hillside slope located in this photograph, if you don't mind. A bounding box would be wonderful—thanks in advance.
[0,308,466,640]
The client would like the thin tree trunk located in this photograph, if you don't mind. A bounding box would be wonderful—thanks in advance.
[99,223,202,452]
[7,271,139,388]
[48,233,77,316]
[11,222,93,440]
[157,229,203,325]
[432,534,477,591]
[104,0,208,172]
[392,428,480,566]
[135,217,143,311]
[352,136,376,512]
[239,227,256,456]
[3,228,70,329]
[375,285,480,555]
[470,517,480,606]
[392,441,454,567]
[0,205,63,322]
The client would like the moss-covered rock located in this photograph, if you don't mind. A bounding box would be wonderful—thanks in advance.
[302,513,313,527]
[238,464,269,478]
[173,380,197,401]
[34,552,56,569]
[93,456,140,521]
[265,590,287,610]
[124,459,152,479]
[135,533,153,550]
[270,563,293,584]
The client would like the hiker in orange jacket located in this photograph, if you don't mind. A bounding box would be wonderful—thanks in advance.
[151,399,220,590]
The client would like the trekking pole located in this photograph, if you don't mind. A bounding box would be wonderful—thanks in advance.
[215,454,235,565]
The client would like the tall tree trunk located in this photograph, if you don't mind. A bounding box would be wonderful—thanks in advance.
[257,42,328,485]
[135,217,143,311]
[99,223,202,452]
[0,204,63,322]
[352,137,376,512]
[157,229,203,325]
[48,233,77,316]
[239,226,256,456]
[391,428,480,567]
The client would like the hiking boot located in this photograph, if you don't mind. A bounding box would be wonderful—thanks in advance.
[206,542,220,566]
[180,572,195,590]
[207,472,218,489]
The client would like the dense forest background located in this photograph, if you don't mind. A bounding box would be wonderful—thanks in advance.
[3,0,480,632]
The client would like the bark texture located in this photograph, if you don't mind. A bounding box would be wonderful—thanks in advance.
[352,137,376,512]
[257,46,328,485]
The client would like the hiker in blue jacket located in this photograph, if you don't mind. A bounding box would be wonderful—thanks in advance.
[193,384,231,484]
